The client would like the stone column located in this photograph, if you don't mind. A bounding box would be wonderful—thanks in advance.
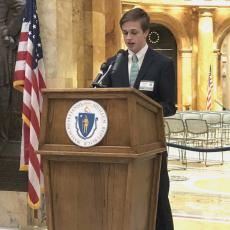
[212,48,221,110]
[180,49,193,110]
[191,9,198,110]
[85,0,106,86]
[37,0,106,88]
[105,0,122,59]
[37,0,58,88]
[197,9,214,110]
[224,34,230,109]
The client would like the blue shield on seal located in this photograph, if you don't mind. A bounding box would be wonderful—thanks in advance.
[77,113,95,138]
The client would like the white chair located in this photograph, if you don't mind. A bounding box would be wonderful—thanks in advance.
[169,112,182,119]
[221,113,230,146]
[202,112,222,145]
[164,118,186,163]
[182,112,202,121]
[185,119,223,166]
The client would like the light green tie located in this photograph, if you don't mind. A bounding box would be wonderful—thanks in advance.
[130,54,139,87]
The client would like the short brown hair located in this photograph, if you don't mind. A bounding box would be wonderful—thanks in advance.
[119,8,150,32]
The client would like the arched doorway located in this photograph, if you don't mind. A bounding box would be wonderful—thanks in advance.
[147,23,178,103]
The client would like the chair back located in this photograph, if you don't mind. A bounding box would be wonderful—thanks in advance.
[164,118,185,134]
[222,113,230,125]
[169,113,182,119]
[182,112,202,120]
[185,119,208,134]
[164,121,170,137]
[202,113,221,126]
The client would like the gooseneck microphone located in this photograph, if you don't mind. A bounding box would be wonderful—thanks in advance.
[91,63,107,87]
[110,49,125,75]
[93,64,113,87]
[91,49,125,88]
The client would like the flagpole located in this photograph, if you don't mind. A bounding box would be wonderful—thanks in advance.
[206,65,213,111]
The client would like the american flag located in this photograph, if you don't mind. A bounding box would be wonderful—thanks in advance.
[206,66,213,111]
[13,0,46,209]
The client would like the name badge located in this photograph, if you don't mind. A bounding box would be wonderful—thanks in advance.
[139,80,154,91]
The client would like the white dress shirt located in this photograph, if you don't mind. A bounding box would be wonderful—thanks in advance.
[128,43,148,81]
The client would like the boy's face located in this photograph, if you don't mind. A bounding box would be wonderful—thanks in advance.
[121,20,149,54]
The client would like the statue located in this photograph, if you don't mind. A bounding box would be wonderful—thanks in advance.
[0,0,25,150]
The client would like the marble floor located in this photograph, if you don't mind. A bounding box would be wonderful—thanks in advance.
[169,148,230,229]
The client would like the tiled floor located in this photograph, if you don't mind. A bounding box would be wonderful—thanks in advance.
[169,148,230,229]
[174,217,230,230]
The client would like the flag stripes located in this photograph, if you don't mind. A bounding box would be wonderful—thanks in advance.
[206,66,213,111]
[13,0,46,209]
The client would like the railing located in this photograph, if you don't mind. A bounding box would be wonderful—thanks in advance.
[164,111,230,167]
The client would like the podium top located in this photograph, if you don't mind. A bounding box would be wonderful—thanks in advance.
[39,87,166,159]
[41,87,162,109]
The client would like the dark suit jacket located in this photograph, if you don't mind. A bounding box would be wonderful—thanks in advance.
[102,47,176,117]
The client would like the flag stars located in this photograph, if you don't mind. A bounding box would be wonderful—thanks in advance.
[33,25,36,29]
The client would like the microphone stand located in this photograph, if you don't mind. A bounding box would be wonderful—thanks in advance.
[214,99,228,111]
[92,64,113,88]
[91,49,125,88]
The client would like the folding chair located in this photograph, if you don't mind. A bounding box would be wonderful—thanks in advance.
[221,113,230,146]
[185,119,223,166]
[202,112,222,145]
[164,118,186,165]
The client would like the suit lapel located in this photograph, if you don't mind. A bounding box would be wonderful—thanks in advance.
[133,48,154,89]
[118,50,129,87]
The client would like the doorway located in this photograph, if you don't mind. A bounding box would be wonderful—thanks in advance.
[147,23,178,103]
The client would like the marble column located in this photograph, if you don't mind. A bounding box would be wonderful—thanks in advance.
[105,0,122,59]
[197,9,214,110]
[85,0,106,86]
[37,0,106,88]
[191,9,198,110]
[180,49,193,110]
[37,0,58,88]
[212,48,221,110]
[224,34,230,109]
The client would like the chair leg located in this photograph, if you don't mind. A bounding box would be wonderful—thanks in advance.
[221,151,224,165]
[181,150,187,168]
[205,152,208,167]
[197,152,203,162]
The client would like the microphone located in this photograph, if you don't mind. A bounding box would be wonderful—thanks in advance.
[91,49,125,88]
[91,63,107,87]
[94,64,113,87]
[110,49,125,75]
[214,99,228,110]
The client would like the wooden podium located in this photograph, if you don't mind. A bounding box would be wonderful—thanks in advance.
[38,88,166,230]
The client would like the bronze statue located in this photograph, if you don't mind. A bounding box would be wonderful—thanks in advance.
[0,0,25,149]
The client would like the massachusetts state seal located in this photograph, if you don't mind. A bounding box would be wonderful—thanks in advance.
[65,100,108,147]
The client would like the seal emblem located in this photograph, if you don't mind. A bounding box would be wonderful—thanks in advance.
[65,100,108,147]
